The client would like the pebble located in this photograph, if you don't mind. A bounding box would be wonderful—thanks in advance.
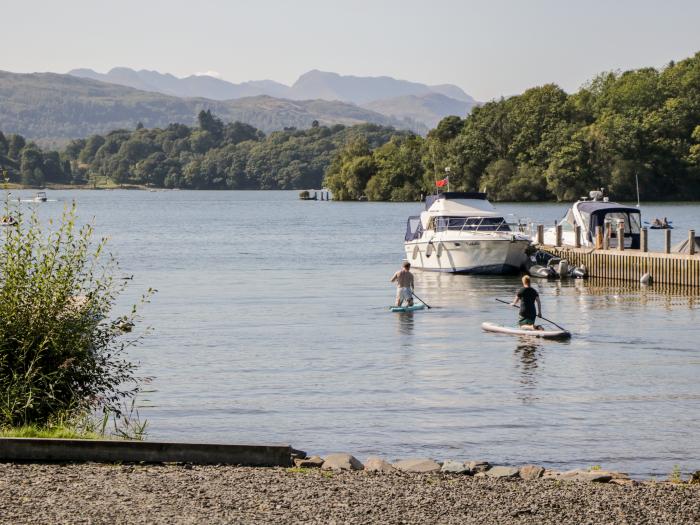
[363,457,394,473]
[559,469,612,483]
[519,465,545,480]
[485,466,520,479]
[440,460,470,474]
[468,460,491,473]
[392,458,441,474]
[321,453,363,471]
[1,463,698,524]
[294,456,324,468]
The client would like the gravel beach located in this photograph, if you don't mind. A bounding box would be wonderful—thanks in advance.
[1,463,699,524]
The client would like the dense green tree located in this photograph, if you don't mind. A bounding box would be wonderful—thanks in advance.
[0,131,8,156]
[8,134,26,160]
[197,110,224,140]
[326,51,700,201]
[19,144,44,186]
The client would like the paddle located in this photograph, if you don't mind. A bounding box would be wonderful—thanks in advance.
[495,298,567,332]
[411,290,432,309]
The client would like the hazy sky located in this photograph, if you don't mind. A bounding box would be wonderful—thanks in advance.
[4,0,700,100]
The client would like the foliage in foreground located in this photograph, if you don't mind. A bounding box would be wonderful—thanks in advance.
[0,197,151,429]
[325,51,700,201]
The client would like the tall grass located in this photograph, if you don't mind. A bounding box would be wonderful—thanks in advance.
[0,191,153,431]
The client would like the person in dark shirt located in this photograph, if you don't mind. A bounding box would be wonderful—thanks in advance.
[512,275,542,330]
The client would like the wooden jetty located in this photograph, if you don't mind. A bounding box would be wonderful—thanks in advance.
[535,225,700,287]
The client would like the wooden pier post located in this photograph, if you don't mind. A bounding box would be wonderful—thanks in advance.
[603,225,610,250]
[641,228,648,253]
[536,224,544,245]
[574,225,581,248]
[555,224,562,247]
[664,229,671,254]
[595,226,603,249]
[617,224,625,251]
[690,230,696,255]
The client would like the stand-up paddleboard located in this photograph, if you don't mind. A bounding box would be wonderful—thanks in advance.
[390,304,426,313]
[481,322,571,339]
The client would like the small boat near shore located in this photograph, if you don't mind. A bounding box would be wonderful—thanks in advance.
[404,192,530,274]
[33,191,48,202]
[647,218,673,229]
[1,215,18,226]
[481,322,571,339]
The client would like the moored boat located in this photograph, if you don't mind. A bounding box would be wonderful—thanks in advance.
[403,192,530,274]
[540,190,642,249]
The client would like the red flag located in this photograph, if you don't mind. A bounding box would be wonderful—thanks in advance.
[435,177,448,188]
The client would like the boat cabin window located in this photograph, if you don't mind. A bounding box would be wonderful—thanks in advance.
[405,216,423,241]
[603,212,641,234]
[432,216,511,232]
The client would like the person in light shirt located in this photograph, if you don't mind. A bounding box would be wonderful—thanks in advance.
[390,261,415,307]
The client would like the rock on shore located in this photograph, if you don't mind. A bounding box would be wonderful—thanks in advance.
[1,463,698,525]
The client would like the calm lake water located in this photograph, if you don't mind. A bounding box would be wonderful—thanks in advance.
[13,190,700,477]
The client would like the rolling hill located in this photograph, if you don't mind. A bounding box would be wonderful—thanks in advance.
[362,93,476,129]
[67,67,476,129]
[0,71,422,144]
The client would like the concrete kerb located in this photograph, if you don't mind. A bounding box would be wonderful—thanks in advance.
[0,438,295,466]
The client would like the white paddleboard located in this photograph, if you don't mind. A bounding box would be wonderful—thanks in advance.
[481,322,571,339]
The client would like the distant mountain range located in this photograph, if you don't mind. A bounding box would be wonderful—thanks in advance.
[0,68,476,144]
[68,68,477,129]
[0,71,422,144]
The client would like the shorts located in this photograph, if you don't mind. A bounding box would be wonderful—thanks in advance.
[519,317,536,326]
[396,287,413,303]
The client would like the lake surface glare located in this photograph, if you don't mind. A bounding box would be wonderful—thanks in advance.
[21,190,700,477]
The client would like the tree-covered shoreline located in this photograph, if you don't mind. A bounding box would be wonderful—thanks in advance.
[2,52,700,200]
[326,52,700,202]
[0,113,404,190]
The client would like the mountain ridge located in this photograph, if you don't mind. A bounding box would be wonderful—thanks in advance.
[0,70,423,144]
[67,67,476,128]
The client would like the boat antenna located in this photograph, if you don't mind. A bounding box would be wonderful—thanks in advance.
[635,171,641,208]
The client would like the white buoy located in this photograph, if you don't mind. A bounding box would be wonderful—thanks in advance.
[640,272,653,285]
[558,259,569,277]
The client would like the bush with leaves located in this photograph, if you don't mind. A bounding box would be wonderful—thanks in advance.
[0,198,151,428]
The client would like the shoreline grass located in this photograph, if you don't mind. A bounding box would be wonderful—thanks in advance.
[0,425,104,440]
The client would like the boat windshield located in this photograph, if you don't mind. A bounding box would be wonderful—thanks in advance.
[433,216,511,232]
[604,212,642,234]
[405,216,423,241]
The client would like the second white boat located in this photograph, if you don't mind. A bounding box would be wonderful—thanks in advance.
[403,192,530,274]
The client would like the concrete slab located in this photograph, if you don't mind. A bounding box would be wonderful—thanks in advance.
[0,438,294,466]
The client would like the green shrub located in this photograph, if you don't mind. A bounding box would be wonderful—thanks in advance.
[0,196,152,428]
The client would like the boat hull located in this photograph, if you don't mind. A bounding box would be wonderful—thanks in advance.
[404,238,530,275]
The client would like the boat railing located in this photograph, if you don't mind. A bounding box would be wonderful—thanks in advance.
[433,217,513,234]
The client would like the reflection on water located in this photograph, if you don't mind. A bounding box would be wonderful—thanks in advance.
[395,312,415,336]
[15,190,700,477]
[514,338,541,395]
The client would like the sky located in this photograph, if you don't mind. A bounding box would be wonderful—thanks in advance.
[3,0,700,100]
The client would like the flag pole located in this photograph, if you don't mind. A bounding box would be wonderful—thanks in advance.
[445,166,451,192]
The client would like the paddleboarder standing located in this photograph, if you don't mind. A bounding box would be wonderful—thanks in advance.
[512,275,542,330]
[391,261,415,307]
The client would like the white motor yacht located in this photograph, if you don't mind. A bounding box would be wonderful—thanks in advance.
[404,192,531,274]
[541,191,642,249]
